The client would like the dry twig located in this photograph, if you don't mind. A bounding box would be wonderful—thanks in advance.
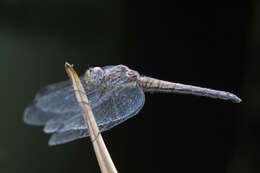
[65,62,118,173]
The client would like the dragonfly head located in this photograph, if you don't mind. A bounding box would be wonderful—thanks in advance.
[85,67,104,87]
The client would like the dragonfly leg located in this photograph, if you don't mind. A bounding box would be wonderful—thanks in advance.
[73,89,90,105]
[91,132,100,143]
[73,89,86,96]
[78,101,90,105]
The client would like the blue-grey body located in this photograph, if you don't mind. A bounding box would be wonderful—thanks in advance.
[24,65,241,146]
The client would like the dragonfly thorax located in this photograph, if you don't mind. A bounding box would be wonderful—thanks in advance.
[102,65,140,88]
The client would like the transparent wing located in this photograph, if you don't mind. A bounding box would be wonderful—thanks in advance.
[46,85,145,133]
[43,85,119,133]
[23,76,100,126]
[48,86,145,145]
[24,65,115,126]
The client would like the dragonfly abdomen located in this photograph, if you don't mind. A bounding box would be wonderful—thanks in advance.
[139,76,241,103]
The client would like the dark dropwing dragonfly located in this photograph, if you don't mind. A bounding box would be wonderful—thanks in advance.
[24,65,241,146]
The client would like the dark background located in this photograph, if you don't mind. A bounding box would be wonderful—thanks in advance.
[0,0,257,172]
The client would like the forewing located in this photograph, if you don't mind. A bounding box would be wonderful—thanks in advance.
[43,86,105,133]
[48,86,145,145]
[23,76,98,125]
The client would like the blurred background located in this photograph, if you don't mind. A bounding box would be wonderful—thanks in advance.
[0,0,257,172]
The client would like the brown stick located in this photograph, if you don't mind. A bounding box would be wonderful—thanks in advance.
[65,62,118,173]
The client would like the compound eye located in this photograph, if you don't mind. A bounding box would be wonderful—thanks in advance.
[92,67,103,78]
[85,67,104,87]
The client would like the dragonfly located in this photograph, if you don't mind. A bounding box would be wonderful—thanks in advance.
[24,65,241,146]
